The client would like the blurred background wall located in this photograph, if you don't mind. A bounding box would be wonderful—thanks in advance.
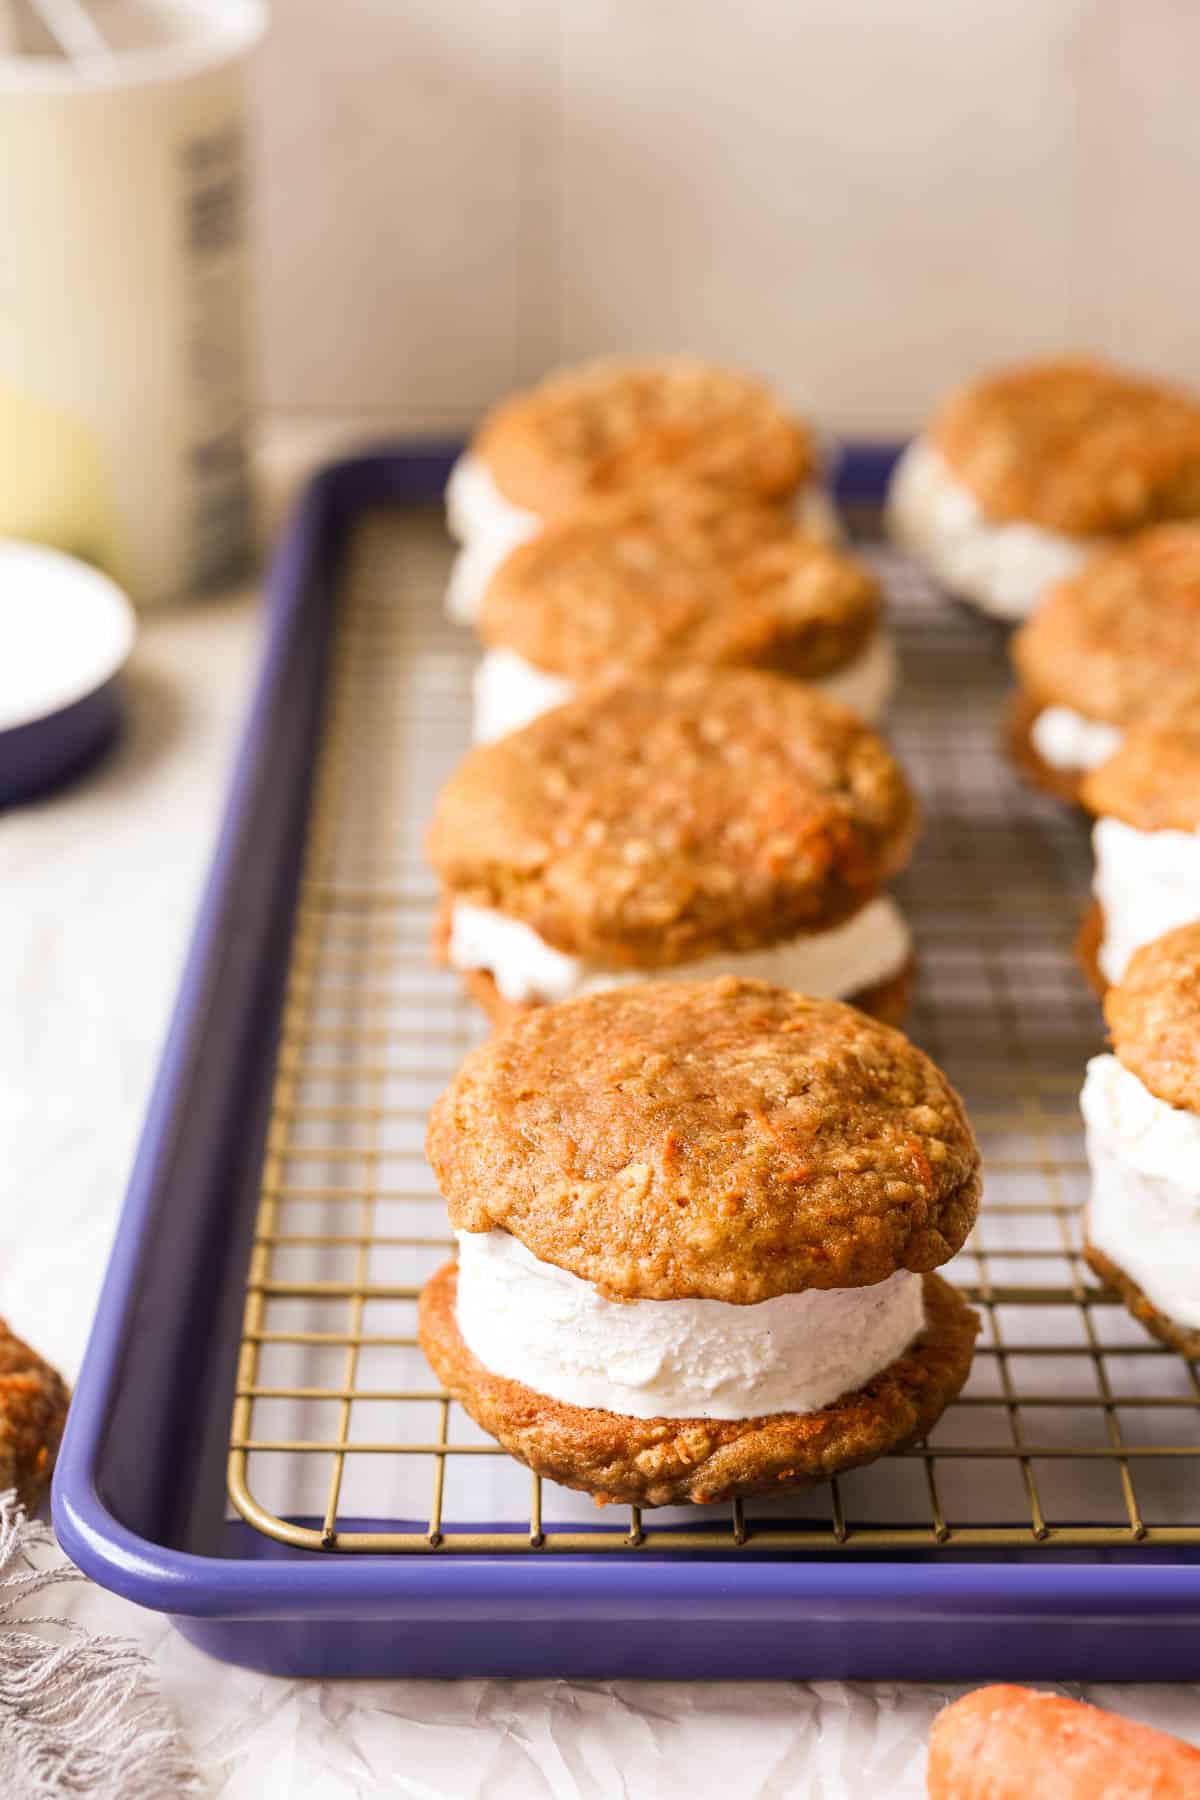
[255,0,1199,437]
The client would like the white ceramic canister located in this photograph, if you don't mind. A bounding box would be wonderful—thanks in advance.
[0,0,266,606]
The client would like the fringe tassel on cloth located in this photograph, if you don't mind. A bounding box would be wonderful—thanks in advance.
[0,1490,200,1797]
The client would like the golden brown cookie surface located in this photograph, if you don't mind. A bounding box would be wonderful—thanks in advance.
[1010,526,1200,725]
[426,980,981,1304]
[0,1318,69,1513]
[1105,921,1200,1114]
[931,357,1200,536]
[419,1263,978,1507]
[427,670,917,968]
[1076,897,1106,999]
[474,358,817,518]
[1082,722,1200,831]
[479,483,877,683]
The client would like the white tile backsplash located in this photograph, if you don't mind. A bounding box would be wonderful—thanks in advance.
[254,0,1200,435]
[256,0,530,419]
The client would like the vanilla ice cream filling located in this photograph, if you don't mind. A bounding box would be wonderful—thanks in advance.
[471,628,897,744]
[444,455,542,624]
[470,647,576,742]
[444,451,841,625]
[1093,817,1200,985]
[1082,1055,1200,1329]
[454,1229,925,1420]
[886,438,1096,621]
[1028,705,1123,776]
[448,893,911,1008]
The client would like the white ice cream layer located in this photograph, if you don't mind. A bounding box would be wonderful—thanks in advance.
[1028,705,1122,775]
[444,455,541,624]
[444,451,841,625]
[1093,816,1200,985]
[454,1229,925,1420]
[445,450,540,548]
[471,647,576,742]
[471,628,897,744]
[1082,1054,1200,1329]
[885,438,1094,621]
[447,894,911,1008]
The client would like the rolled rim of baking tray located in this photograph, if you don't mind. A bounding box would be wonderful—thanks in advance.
[51,443,1200,1629]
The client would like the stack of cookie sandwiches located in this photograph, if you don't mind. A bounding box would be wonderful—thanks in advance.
[887,356,1200,622]
[1078,724,1200,995]
[1006,524,1200,806]
[469,479,893,743]
[444,358,838,627]
[428,668,919,1028]
[1082,923,1200,1358]
[419,980,981,1506]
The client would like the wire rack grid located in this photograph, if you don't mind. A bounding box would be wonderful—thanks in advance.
[227,502,1200,1555]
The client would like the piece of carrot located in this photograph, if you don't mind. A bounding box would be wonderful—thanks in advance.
[927,1684,1200,1798]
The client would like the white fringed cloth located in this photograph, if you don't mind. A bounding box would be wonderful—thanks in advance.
[0,1491,199,1797]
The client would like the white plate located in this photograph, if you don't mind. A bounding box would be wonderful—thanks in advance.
[0,539,136,733]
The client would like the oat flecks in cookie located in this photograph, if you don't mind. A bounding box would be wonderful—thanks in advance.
[473,358,817,518]
[1083,722,1200,832]
[1106,921,1200,1114]
[932,356,1200,537]
[0,1317,69,1513]
[425,980,981,1304]
[419,1264,979,1507]
[1010,525,1200,726]
[427,669,917,968]
[479,482,878,683]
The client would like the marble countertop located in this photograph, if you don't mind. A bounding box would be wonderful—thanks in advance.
[2,440,1197,1797]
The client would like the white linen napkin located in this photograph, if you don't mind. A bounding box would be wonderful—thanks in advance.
[0,1491,199,1797]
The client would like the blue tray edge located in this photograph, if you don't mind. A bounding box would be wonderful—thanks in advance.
[51,442,1200,1679]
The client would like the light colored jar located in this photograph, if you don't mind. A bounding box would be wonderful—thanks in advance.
[0,0,266,606]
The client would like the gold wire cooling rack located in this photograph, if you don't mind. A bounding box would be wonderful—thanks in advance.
[227,504,1200,1555]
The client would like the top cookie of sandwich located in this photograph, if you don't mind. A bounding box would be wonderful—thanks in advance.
[931,357,1200,537]
[427,979,981,1303]
[472,359,817,518]
[1106,921,1200,1114]
[1082,722,1200,831]
[1010,525,1200,723]
[478,483,879,683]
[427,669,917,968]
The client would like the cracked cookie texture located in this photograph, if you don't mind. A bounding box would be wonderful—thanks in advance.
[478,481,876,683]
[473,357,818,517]
[1011,525,1200,727]
[425,979,981,1305]
[932,357,1200,537]
[1104,921,1200,1114]
[427,669,917,969]
[1082,722,1200,832]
